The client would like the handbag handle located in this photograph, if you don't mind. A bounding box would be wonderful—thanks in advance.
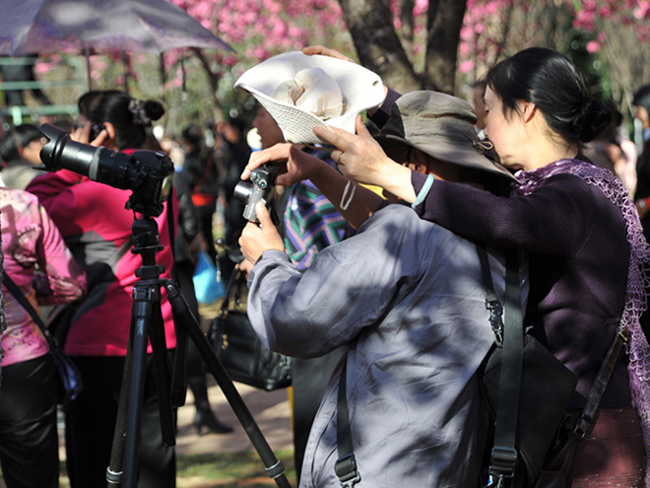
[219,269,246,315]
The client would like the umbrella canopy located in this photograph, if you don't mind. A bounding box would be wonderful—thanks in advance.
[0,0,233,55]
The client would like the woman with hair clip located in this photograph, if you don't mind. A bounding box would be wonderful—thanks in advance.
[27,90,178,488]
[246,46,650,486]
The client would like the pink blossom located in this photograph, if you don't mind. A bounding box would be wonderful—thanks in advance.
[635,1,650,18]
[486,1,499,15]
[222,54,239,66]
[586,40,601,53]
[413,0,428,17]
[573,9,595,31]
[34,63,53,75]
[460,60,475,73]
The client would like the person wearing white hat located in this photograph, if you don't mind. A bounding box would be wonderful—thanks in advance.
[238,90,517,488]
[239,56,358,478]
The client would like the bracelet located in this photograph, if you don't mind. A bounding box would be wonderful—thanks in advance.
[411,174,435,209]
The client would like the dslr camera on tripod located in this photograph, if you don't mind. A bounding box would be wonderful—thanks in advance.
[233,164,280,222]
[38,123,174,217]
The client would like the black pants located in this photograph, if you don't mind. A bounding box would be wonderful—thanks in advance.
[65,355,176,488]
[0,354,59,488]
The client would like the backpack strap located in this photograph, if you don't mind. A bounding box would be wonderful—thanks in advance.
[335,361,361,488]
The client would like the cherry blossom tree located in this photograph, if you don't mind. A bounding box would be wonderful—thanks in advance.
[459,0,650,114]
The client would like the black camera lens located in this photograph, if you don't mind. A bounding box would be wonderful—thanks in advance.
[233,181,253,204]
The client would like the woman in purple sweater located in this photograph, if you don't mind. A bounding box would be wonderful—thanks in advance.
[246,46,650,486]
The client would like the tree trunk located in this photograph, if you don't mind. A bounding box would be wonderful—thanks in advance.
[400,0,415,61]
[424,0,467,94]
[338,0,421,94]
[192,48,224,123]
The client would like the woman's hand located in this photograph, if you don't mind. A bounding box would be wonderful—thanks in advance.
[313,116,416,202]
[242,143,326,186]
[238,202,285,265]
[313,115,398,187]
[302,45,353,62]
[71,121,108,147]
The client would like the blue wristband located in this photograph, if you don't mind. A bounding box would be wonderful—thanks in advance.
[411,174,435,208]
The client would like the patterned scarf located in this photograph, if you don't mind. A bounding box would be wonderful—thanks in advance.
[514,159,650,482]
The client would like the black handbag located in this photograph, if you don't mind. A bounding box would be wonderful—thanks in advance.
[2,270,83,405]
[209,270,292,391]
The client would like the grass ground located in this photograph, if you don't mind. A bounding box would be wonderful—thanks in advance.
[0,449,296,488]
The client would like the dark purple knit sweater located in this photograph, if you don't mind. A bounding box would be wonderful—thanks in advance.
[412,170,630,409]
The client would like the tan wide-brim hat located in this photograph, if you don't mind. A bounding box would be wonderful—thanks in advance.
[376,90,517,182]
[234,51,385,144]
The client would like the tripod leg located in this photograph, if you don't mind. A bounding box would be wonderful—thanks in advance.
[164,281,292,488]
[148,301,175,447]
[121,284,156,488]
[106,318,137,487]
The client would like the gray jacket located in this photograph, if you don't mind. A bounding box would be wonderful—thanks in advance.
[247,204,509,488]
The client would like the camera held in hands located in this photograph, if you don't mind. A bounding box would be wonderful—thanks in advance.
[233,164,280,222]
[39,123,174,217]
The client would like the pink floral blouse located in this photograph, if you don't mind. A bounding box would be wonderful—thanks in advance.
[1,187,86,366]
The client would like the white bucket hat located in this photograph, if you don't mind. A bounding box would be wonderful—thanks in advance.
[234,51,385,144]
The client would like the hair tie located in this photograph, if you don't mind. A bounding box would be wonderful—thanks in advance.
[128,99,151,126]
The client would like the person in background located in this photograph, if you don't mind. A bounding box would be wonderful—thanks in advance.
[215,116,253,283]
[180,124,221,264]
[1,55,52,107]
[0,187,86,488]
[172,168,232,435]
[587,103,637,194]
[0,124,47,190]
[633,85,650,237]
[27,89,177,488]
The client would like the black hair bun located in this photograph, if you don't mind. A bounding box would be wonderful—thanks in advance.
[577,98,611,143]
[144,100,165,122]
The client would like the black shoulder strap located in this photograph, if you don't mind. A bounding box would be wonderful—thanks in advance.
[475,245,523,485]
[335,362,361,488]
[3,270,49,336]
[489,250,524,484]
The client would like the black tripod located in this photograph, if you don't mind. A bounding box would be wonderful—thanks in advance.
[104,214,292,488]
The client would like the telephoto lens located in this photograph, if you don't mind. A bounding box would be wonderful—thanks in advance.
[39,123,174,216]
